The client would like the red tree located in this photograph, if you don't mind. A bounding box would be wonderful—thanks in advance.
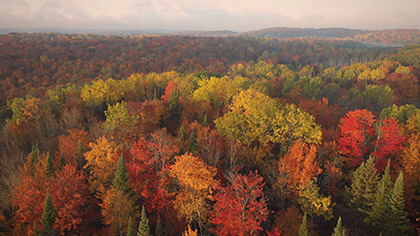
[49,164,90,235]
[371,118,406,172]
[338,109,376,168]
[209,171,269,236]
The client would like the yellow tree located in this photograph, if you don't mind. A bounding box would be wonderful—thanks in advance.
[169,153,218,227]
[83,137,120,193]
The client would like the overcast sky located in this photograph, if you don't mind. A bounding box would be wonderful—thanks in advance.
[1,0,419,31]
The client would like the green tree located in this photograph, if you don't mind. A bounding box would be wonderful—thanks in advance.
[298,180,334,220]
[347,157,379,217]
[113,156,130,194]
[368,160,392,228]
[31,144,40,174]
[127,216,136,236]
[45,153,55,179]
[75,140,87,170]
[41,191,57,235]
[382,172,412,236]
[137,206,150,236]
[299,213,310,236]
[332,216,346,236]
[58,155,65,171]
[155,216,165,236]
[188,129,197,152]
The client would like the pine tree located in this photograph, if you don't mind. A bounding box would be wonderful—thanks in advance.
[113,155,130,194]
[188,129,197,152]
[75,140,87,170]
[369,159,392,229]
[382,172,412,236]
[201,109,208,126]
[127,216,136,236]
[299,213,310,236]
[178,124,187,141]
[31,144,40,174]
[137,206,150,236]
[45,153,55,179]
[58,155,65,170]
[41,191,57,235]
[155,216,165,236]
[348,157,379,217]
[33,222,41,236]
[332,216,346,236]
[169,87,180,112]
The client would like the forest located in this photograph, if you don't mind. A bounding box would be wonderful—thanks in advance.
[0,33,420,236]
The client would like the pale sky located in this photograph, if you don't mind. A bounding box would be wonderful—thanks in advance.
[1,0,419,31]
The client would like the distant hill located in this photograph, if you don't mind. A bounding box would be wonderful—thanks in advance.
[1,27,419,45]
[241,27,367,39]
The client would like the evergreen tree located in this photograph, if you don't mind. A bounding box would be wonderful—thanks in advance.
[332,216,346,236]
[75,140,87,170]
[369,159,392,229]
[201,108,208,126]
[45,153,55,179]
[113,155,130,194]
[33,222,41,236]
[178,124,187,141]
[382,172,412,236]
[348,157,379,216]
[41,191,57,235]
[31,144,40,174]
[137,206,150,236]
[127,216,136,236]
[188,129,197,152]
[155,215,165,236]
[58,155,65,171]
[299,213,310,236]
[169,87,180,112]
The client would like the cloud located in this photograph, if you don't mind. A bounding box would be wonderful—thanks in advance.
[0,0,419,30]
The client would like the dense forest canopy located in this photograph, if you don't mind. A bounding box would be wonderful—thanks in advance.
[0,33,420,236]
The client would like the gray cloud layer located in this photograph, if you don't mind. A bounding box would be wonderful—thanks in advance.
[1,0,419,31]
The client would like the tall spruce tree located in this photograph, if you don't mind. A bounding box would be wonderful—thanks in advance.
[45,153,55,179]
[382,172,412,236]
[113,155,130,194]
[299,213,310,236]
[188,129,197,152]
[31,144,40,174]
[127,216,136,236]
[348,157,379,216]
[41,191,57,235]
[155,216,165,236]
[369,159,393,229]
[75,140,87,170]
[332,216,346,236]
[58,155,65,170]
[137,206,150,236]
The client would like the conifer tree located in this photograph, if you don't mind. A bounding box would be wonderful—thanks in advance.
[113,155,130,194]
[178,124,187,141]
[299,213,310,236]
[348,157,379,216]
[188,129,197,152]
[127,216,136,236]
[137,206,150,236]
[41,191,57,235]
[75,140,87,170]
[33,222,41,236]
[45,153,55,179]
[382,172,412,236]
[31,144,40,173]
[369,159,392,229]
[155,216,165,236]
[332,216,346,236]
[58,155,65,170]
[201,109,208,126]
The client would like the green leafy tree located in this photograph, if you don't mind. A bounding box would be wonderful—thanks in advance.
[41,191,57,235]
[137,206,150,236]
[298,179,334,220]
